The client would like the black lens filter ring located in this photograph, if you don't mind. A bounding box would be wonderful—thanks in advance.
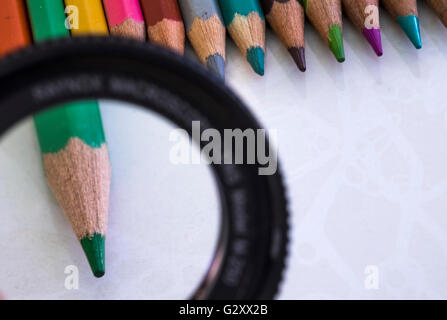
[0,37,289,299]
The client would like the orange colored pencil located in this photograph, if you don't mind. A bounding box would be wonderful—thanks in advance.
[0,0,31,56]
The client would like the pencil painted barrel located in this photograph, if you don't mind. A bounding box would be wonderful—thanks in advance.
[179,0,226,79]
[299,0,345,63]
[381,0,421,49]
[218,0,266,75]
[103,0,146,40]
[26,0,111,278]
[342,0,382,56]
[0,0,31,55]
[140,0,185,54]
[261,0,306,71]
[64,0,109,35]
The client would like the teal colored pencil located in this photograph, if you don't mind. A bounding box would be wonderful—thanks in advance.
[218,0,266,75]
[382,0,422,49]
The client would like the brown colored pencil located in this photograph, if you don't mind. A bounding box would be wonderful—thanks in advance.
[261,0,306,72]
[140,0,185,54]
[425,0,447,28]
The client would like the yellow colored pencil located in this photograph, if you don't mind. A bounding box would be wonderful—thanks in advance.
[65,0,109,35]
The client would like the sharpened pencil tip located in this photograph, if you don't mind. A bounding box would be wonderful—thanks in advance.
[288,47,306,72]
[398,15,422,49]
[328,24,345,63]
[80,233,105,278]
[206,54,226,80]
[246,47,265,76]
[94,270,105,278]
[362,28,383,56]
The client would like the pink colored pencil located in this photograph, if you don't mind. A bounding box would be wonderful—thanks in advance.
[103,0,146,40]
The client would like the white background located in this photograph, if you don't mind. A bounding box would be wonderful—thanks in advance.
[1,2,447,299]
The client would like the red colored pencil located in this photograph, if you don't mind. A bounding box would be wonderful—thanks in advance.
[140,0,185,54]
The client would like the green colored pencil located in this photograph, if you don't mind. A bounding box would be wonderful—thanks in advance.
[26,0,110,278]
[299,0,345,62]
[218,0,266,75]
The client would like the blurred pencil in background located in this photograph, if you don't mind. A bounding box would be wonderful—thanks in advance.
[179,0,226,79]
[218,0,266,75]
[140,0,185,54]
[26,0,110,278]
[65,0,109,35]
[425,0,447,28]
[382,0,421,49]
[300,0,345,62]
[261,0,306,72]
[0,0,31,55]
[342,0,383,56]
[103,0,146,40]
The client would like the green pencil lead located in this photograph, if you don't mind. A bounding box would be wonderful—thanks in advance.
[328,24,345,63]
[81,233,105,278]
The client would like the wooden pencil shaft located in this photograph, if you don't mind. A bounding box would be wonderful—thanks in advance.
[342,0,379,31]
[303,0,342,45]
[425,0,447,27]
[103,0,146,40]
[425,0,447,15]
[218,0,265,53]
[261,0,305,49]
[140,0,185,53]
[218,0,266,75]
[43,138,110,239]
[381,0,418,18]
[178,0,226,63]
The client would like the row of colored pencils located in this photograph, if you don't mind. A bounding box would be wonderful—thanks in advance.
[4,0,445,79]
[102,0,443,76]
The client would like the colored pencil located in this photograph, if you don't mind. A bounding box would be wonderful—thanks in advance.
[261,0,306,72]
[64,0,109,35]
[0,0,31,56]
[218,0,266,75]
[299,0,345,62]
[26,0,111,278]
[381,0,421,49]
[140,0,185,54]
[425,0,447,28]
[178,0,226,79]
[103,0,146,40]
[342,0,383,56]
